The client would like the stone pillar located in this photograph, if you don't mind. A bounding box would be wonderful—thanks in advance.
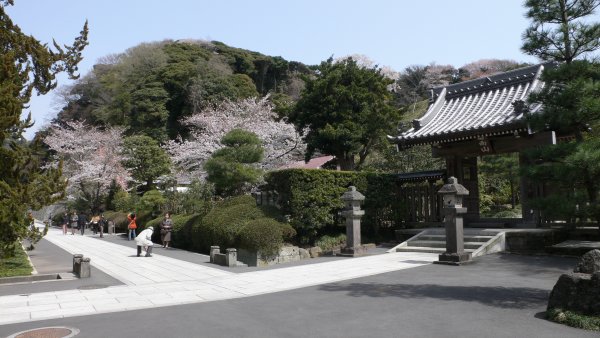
[72,254,83,273]
[79,257,91,278]
[340,186,367,257]
[435,177,472,265]
[226,248,237,267]
[210,246,220,263]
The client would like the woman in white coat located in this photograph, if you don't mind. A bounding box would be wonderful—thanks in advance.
[135,226,154,257]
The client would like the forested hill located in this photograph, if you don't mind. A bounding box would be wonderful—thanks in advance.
[53,40,313,141]
[50,38,527,144]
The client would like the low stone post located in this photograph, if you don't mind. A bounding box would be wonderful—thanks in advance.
[435,177,472,265]
[340,186,367,257]
[79,257,91,278]
[72,254,83,273]
[210,246,220,263]
[226,248,237,267]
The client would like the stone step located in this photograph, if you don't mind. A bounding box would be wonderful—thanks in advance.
[396,246,475,254]
[419,234,493,242]
[407,240,483,249]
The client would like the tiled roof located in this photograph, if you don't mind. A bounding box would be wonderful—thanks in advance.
[280,155,335,169]
[390,63,552,147]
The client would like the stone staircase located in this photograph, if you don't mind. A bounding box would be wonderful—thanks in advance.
[388,229,506,258]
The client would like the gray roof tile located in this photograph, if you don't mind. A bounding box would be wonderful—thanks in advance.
[390,63,552,147]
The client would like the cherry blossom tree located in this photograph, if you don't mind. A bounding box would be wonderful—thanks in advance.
[166,96,305,176]
[44,121,130,212]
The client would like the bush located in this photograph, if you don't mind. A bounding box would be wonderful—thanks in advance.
[315,233,347,251]
[547,308,600,331]
[238,218,295,257]
[192,194,292,254]
[264,169,401,244]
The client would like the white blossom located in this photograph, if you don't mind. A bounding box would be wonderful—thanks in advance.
[166,96,305,176]
[44,121,131,198]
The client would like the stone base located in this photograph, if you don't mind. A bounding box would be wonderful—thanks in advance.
[434,252,472,266]
[337,245,370,257]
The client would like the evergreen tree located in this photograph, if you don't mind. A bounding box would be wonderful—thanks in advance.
[204,129,263,196]
[521,0,600,63]
[520,0,600,225]
[121,135,171,191]
[0,0,88,256]
[289,57,400,171]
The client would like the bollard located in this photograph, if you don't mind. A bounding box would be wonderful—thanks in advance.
[72,254,83,274]
[210,246,220,263]
[226,248,237,267]
[79,257,91,278]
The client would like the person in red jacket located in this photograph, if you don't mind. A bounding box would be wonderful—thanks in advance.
[127,212,137,241]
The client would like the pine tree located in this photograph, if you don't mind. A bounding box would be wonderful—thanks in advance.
[520,0,600,225]
[0,1,88,256]
[521,0,600,63]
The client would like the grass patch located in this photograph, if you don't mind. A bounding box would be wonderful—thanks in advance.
[547,308,600,331]
[0,245,33,278]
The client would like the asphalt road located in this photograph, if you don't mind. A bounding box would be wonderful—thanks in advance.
[1,253,595,338]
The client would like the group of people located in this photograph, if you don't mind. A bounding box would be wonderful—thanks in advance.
[61,211,108,237]
[133,212,173,257]
[59,210,174,258]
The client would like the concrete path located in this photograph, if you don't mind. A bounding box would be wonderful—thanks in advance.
[0,226,437,326]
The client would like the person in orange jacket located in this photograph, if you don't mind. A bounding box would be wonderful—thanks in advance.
[127,212,137,241]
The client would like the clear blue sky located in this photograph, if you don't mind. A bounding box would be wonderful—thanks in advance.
[7,1,555,138]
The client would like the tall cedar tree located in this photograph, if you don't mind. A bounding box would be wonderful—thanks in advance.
[289,57,400,171]
[0,1,88,256]
[521,0,600,224]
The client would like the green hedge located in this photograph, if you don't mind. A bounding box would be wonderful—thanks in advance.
[239,218,296,257]
[191,195,291,254]
[264,169,402,244]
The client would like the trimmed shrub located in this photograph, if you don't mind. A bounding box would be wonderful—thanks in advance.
[238,218,295,257]
[264,169,401,244]
[192,194,292,254]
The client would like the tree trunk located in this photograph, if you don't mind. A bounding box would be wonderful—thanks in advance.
[337,156,355,171]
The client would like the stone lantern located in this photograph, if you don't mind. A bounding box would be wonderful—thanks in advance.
[340,186,367,256]
[436,176,472,265]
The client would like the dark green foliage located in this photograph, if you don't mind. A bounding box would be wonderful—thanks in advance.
[0,243,32,277]
[478,154,520,216]
[527,61,600,139]
[147,213,202,249]
[522,61,600,224]
[238,218,296,257]
[314,233,347,251]
[205,129,263,196]
[191,195,290,254]
[264,169,401,244]
[54,40,311,142]
[139,190,166,218]
[522,0,600,63]
[547,308,600,331]
[121,135,171,191]
[289,57,400,170]
[0,1,87,257]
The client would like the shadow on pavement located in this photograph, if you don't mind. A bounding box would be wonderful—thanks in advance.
[319,282,549,309]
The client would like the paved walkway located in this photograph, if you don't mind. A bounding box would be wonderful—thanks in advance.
[0,226,437,326]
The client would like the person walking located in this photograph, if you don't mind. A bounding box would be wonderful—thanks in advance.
[160,212,173,248]
[127,212,137,241]
[135,226,154,257]
[62,212,69,235]
[78,211,88,235]
[70,212,78,235]
[98,214,106,238]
